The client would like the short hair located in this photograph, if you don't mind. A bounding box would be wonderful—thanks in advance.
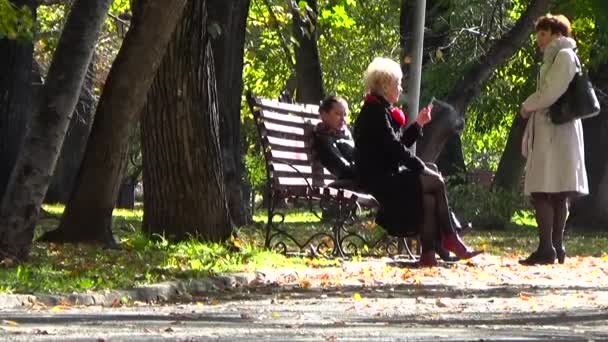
[535,14,572,37]
[319,95,348,114]
[364,57,402,98]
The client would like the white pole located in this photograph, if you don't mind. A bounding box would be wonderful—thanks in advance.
[406,0,426,135]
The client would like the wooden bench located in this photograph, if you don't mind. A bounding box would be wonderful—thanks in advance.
[247,93,414,257]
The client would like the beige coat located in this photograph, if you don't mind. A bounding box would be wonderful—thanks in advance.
[521,37,589,196]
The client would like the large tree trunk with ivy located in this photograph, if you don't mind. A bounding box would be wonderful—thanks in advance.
[417,0,550,169]
[141,0,233,242]
[208,0,251,225]
[40,0,187,245]
[290,0,324,103]
[0,0,36,200]
[45,59,96,204]
[567,61,608,230]
[0,0,112,261]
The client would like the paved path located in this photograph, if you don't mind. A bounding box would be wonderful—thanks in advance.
[1,255,608,341]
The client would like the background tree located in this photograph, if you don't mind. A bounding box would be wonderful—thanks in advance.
[141,0,233,242]
[0,0,113,261]
[0,0,35,199]
[208,0,251,225]
[41,0,188,245]
[290,0,324,103]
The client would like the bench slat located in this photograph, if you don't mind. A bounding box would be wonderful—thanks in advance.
[264,122,305,136]
[277,177,335,186]
[261,110,321,126]
[258,98,319,116]
[266,136,306,149]
[271,162,333,176]
[270,150,309,161]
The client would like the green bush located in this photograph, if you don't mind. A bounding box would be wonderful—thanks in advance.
[448,181,528,230]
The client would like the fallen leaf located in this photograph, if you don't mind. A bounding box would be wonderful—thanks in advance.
[2,320,18,326]
[352,292,362,301]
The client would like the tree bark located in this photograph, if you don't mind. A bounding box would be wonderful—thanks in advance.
[0,0,111,261]
[417,0,550,164]
[290,0,324,103]
[492,114,527,190]
[0,0,36,199]
[45,59,96,204]
[567,60,608,230]
[208,0,251,226]
[40,0,188,244]
[141,0,232,242]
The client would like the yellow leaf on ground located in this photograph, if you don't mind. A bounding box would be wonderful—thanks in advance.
[2,320,19,326]
[352,292,362,301]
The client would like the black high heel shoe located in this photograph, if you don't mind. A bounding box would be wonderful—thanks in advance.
[555,247,566,264]
[519,249,556,266]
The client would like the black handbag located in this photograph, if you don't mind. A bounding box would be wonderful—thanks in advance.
[549,55,600,125]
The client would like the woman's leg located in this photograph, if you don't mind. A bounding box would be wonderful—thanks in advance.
[520,192,557,265]
[531,192,555,251]
[419,194,438,266]
[552,192,569,263]
[419,173,482,259]
[419,174,452,235]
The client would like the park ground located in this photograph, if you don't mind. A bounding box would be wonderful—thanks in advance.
[0,205,607,340]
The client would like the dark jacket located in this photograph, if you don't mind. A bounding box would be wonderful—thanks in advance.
[354,95,425,188]
[312,123,357,181]
[353,94,426,236]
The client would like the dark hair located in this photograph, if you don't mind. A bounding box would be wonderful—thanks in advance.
[535,14,572,37]
[319,95,346,114]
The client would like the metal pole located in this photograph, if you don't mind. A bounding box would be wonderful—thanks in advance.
[406,0,426,130]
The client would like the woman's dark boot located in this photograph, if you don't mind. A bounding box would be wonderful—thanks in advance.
[435,245,458,262]
[441,233,483,260]
[519,248,556,265]
[554,246,566,264]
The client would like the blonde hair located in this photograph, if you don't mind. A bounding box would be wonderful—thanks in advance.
[364,57,402,98]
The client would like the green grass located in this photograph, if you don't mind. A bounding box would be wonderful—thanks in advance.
[0,205,606,295]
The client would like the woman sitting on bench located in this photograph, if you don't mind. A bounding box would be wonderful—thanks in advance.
[312,93,474,265]
[352,57,482,267]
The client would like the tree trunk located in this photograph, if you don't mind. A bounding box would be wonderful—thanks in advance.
[45,58,96,204]
[116,177,135,210]
[567,61,608,230]
[290,0,324,103]
[492,114,527,190]
[0,0,112,261]
[208,0,250,226]
[0,0,36,199]
[40,0,188,245]
[141,0,232,242]
[417,0,550,164]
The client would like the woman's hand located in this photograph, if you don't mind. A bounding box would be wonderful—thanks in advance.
[423,166,443,182]
[520,106,532,119]
[416,104,433,127]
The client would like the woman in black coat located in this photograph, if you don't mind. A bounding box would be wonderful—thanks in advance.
[353,57,482,266]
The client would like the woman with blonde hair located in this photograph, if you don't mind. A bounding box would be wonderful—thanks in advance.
[353,57,482,266]
[519,14,589,265]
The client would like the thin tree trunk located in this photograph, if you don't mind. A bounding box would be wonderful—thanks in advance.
[417,0,550,164]
[492,114,527,190]
[208,0,251,226]
[40,0,188,245]
[141,0,232,242]
[0,0,111,261]
[0,0,36,199]
[45,58,96,204]
[290,0,324,103]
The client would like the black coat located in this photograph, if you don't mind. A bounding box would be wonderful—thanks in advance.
[311,124,357,181]
[353,95,425,236]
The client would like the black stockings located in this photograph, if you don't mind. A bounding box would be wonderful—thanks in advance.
[531,192,569,252]
[419,174,454,252]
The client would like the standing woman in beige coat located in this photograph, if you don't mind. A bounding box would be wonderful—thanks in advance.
[519,14,589,265]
